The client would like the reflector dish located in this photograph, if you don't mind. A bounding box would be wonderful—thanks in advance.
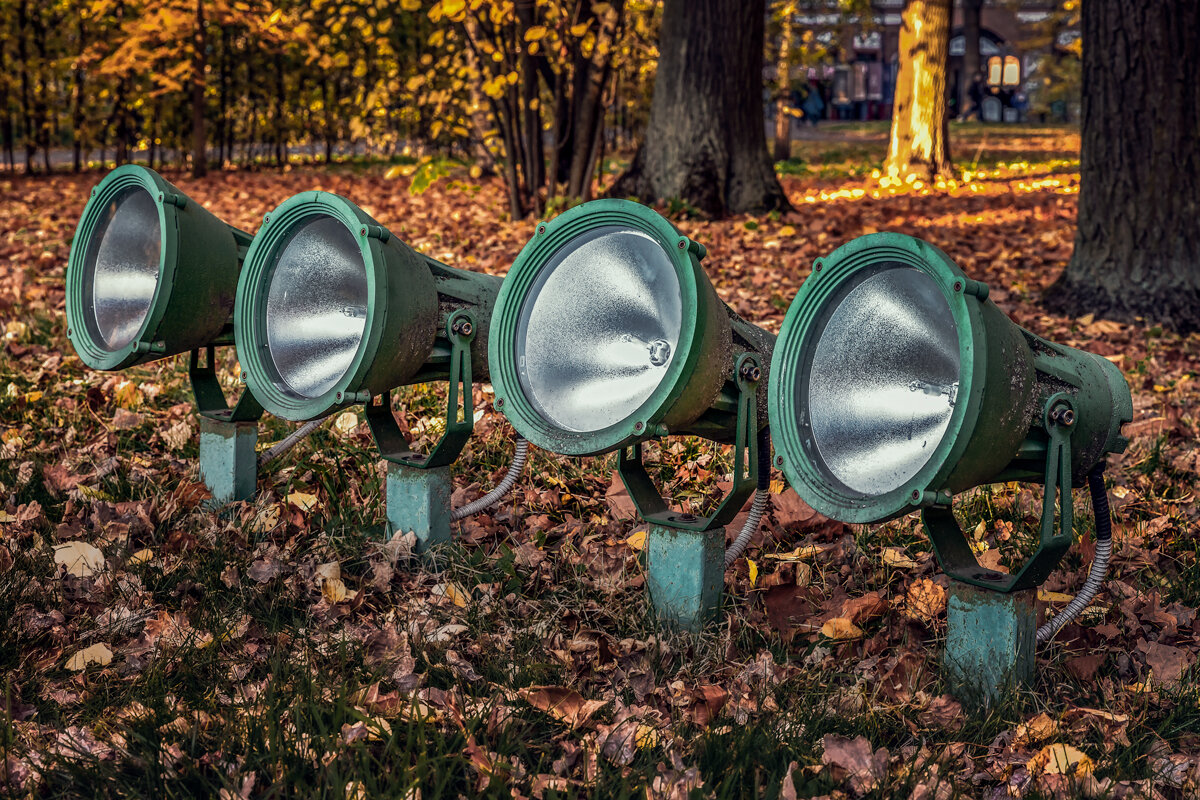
[84,186,162,350]
[515,226,683,433]
[264,215,369,399]
[805,266,959,496]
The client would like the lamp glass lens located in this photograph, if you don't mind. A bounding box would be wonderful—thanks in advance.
[85,186,162,350]
[264,215,368,400]
[804,266,959,496]
[515,226,683,433]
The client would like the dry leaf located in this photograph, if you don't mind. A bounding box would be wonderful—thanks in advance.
[821,617,864,640]
[322,577,348,603]
[1014,712,1059,746]
[334,411,359,435]
[882,546,918,568]
[519,686,606,729]
[127,548,154,566]
[54,541,105,578]
[905,578,947,622]
[625,526,647,551]
[1028,743,1093,777]
[287,491,320,512]
[66,643,113,671]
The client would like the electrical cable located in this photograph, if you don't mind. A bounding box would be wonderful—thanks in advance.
[451,438,529,521]
[725,426,772,568]
[1036,464,1112,644]
[257,418,326,467]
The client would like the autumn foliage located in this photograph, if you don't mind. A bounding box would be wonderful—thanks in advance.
[1,130,1199,796]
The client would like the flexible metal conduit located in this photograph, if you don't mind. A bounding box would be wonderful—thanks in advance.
[725,427,772,568]
[257,418,325,466]
[451,438,529,521]
[1036,465,1112,644]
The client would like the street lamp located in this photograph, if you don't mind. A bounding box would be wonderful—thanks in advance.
[234,190,503,548]
[488,199,775,629]
[769,233,1132,700]
[65,165,263,505]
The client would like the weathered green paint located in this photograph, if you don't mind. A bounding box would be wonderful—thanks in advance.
[945,582,1038,705]
[645,524,725,631]
[235,191,500,422]
[66,164,251,371]
[771,232,1132,527]
[198,418,257,508]
[488,198,774,457]
[386,463,452,552]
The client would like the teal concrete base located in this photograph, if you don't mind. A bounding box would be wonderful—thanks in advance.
[198,417,257,508]
[645,524,725,632]
[386,463,452,552]
[945,582,1037,706]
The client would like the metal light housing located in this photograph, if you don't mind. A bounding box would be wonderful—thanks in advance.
[489,199,774,460]
[770,233,1133,591]
[235,191,501,459]
[66,165,252,371]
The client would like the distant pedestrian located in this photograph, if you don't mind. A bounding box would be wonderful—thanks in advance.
[802,85,825,126]
[964,71,985,121]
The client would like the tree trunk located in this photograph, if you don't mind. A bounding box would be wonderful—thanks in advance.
[610,0,789,217]
[773,2,793,162]
[882,0,953,182]
[274,50,286,167]
[1046,1,1200,332]
[16,0,36,173]
[72,12,86,173]
[960,0,982,119]
[190,0,207,178]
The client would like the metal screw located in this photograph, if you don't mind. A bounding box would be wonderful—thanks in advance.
[676,513,697,522]
[678,239,686,250]
[953,280,964,292]
[814,261,823,272]
[452,319,473,337]
[360,227,368,236]
[912,489,921,500]
[775,455,784,467]
[634,421,645,432]
[739,362,761,382]
[496,398,505,408]
[264,214,270,224]
[336,391,343,401]
[537,224,546,235]
[1050,406,1075,427]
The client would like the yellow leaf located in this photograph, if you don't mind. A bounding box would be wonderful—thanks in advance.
[440,0,465,16]
[569,22,588,37]
[523,25,548,41]
[287,491,320,512]
[765,544,826,561]
[625,527,646,551]
[468,165,483,179]
[1038,590,1074,603]
[1014,712,1059,746]
[401,0,421,9]
[747,558,758,587]
[54,541,105,578]
[778,225,796,237]
[334,411,359,435]
[23,391,42,403]
[635,723,658,750]
[821,617,864,640]
[127,548,155,566]
[267,8,283,25]
[882,546,918,569]
[322,576,348,603]
[113,379,143,409]
[0,510,16,523]
[66,643,113,671]
[435,582,469,607]
[1028,744,1093,777]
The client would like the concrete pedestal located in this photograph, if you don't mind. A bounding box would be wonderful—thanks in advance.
[645,524,725,632]
[386,463,452,552]
[198,417,257,508]
[945,582,1038,706]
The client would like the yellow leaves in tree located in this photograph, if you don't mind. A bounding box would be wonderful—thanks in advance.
[401,0,421,10]
[569,22,589,37]
[524,26,548,42]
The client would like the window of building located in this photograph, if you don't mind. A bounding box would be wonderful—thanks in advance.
[1002,55,1021,86]
[988,56,1003,85]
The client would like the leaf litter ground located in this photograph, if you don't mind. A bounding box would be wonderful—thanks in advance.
[1,129,1198,798]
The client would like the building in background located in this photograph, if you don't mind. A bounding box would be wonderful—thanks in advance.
[791,1,1078,124]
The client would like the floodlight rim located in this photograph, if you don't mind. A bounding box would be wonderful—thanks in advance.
[65,165,178,371]
[769,232,988,523]
[488,198,711,456]
[234,191,389,421]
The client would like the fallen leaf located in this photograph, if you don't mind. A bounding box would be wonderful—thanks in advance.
[904,578,947,622]
[882,546,918,568]
[821,617,864,640]
[127,548,154,566]
[1014,712,1060,746]
[334,411,359,435]
[286,491,320,512]
[747,558,758,587]
[822,734,888,795]
[625,526,647,551]
[519,686,606,729]
[322,577,348,603]
[1028,743,1093,777]
[54,541,105,578]
[66,643,113,671]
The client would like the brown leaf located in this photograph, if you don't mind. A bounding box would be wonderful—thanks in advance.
[604,472,636,519]
[904,578,947,623]
[822,734,888,796]
[840,591,887,626]
[1137,640,1195,686]
[821,617,864,640]
[518,686,606,729]
[920,695,963,731]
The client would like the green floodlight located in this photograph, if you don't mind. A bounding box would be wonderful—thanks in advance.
[489,199,776,629]
[234,191,502,547]
[769,232,1132,699]
[65,165,264,505]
